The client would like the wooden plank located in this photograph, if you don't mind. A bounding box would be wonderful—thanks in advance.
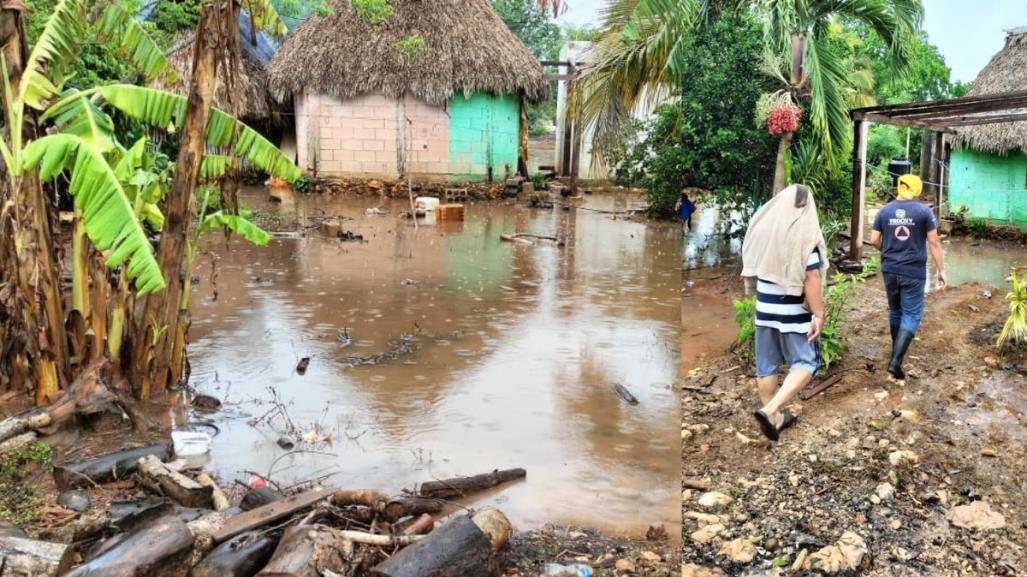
[849,119,868,260]
[213,487,330,544]
[853,89,1027,116]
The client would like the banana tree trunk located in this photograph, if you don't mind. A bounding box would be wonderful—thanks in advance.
[131,1,224,398]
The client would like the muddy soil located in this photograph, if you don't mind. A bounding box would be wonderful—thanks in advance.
[682,281,1027,576]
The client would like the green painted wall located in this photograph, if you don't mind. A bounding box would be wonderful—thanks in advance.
[948,148,1027,227]
[448,92,520,181]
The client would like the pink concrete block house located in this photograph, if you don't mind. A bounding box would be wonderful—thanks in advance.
[267,0,548,182]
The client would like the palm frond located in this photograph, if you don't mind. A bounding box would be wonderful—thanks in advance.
[96,1,176,83]
[42,89,117,153]
[86,85,301,182]
[23,134,165,295]
[803,33,850,164]
[241,0,290,37]
[19,0,88,110]
[198,212,271,245]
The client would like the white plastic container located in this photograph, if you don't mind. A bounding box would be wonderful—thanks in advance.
[415,196,440,212]
[172,430,211,458]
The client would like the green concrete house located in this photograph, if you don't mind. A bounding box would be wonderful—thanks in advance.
[949,27,1027,226]
[267,0,548,182]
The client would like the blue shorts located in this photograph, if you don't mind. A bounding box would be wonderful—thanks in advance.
[755,326,821,377]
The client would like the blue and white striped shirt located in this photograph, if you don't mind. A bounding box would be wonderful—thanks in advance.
[754,251,822,334]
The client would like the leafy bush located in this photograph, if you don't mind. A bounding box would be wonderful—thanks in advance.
[734,295,757,359]
[998,270,1027,349]
[862,255,881,276]
[967,217,989,237]
[821,274,861,370]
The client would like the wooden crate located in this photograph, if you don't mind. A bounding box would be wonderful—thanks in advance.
[438,204,465,221]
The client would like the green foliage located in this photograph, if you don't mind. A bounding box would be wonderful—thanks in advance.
[820,218,845,252]
[0,442,53,527]
[821,273,861,370]
[23,133,166,294]
[530,171,546,190]
[199,212,273,245]
[150,0,203,35]
[351,0,394,27]
[998,271,1027,349]
[862,254,881,276]
[492,0,562,59]
[396,35,430,59]
[967,217,988,237]
[293,174,311,192]
[734,295,757,347]
[615,12,777,216]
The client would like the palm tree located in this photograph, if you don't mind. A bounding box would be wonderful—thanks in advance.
[762,0,923,192]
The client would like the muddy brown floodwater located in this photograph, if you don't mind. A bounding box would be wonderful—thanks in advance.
[180,187,681,538]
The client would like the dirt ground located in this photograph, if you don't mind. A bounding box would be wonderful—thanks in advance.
[682,279,1027,576]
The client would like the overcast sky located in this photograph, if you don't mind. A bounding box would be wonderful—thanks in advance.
[556,0,1027,83]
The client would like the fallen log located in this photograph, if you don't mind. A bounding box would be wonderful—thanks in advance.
[0,359,112,443]
[398,514,435,535]
[64,516,195,577]
[419,469,526,499]
[0,408,50,444]
[109,498,173,533]
[196,474,230,511]
[331,490,390,511]
[256,525,352,577]
[53,444,168,490]
[499,234,533,245]
[382,496,443,522]
[0,431,38,455]
[370,509,512,577]
[137,455,213,508]
[0,534,74,577]
[214,487,330,544]
[190,532,279,577]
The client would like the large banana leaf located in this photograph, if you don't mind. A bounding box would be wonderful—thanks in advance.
[97,1,175,83]
[19,0,88,110]
[42,89,117,153]
[242,0,290,37]
[199,212,272,246]
[23,134,165,295]
[200,154,231,181]
[94,85,301,182]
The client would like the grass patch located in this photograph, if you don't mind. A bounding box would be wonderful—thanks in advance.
[0,442,53,527]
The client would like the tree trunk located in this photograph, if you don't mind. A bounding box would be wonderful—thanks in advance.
[190,532,279,577]
[64,516,195,577]
[0,534,74,577]
[369,513,504,577]
[419,468,526,500]
[773,131,794,194]
[256,525,353,577]
[53,444,169,490]
[132,1,224,398]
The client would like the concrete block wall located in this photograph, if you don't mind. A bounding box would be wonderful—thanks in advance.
[294,91,520,181]
[948,148,1027,227]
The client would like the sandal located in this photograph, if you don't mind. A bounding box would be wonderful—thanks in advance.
[780,412,798,431]
[753,410,780,442]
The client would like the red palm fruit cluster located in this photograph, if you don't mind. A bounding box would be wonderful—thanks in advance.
[767,104,801,135]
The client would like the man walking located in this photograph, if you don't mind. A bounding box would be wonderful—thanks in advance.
[742,184,828,441]
[870,174,947,380]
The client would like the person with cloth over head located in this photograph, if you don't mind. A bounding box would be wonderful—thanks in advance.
[741,184,828,441]
[870,174,946,380]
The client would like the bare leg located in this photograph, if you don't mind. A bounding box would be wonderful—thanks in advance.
[760,368,813,428]
[757,375,778,407]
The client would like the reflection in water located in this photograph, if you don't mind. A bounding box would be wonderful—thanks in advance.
[682,205,742,271]
[186,189,680,536]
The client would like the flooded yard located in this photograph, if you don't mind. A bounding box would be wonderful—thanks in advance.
[181,188,681,537]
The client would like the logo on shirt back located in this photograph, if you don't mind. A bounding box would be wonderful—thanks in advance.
[895,225,911,241]
[888,207,915,227]
[895,209,906,219]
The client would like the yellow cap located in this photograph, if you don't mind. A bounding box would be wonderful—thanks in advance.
[897,174,922,200]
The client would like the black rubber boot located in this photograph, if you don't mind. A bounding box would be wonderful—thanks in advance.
[888,330,915,380]
[890,324,899,344]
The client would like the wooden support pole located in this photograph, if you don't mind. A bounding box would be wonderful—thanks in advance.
[929,131,944,209]
[849,119,868,260]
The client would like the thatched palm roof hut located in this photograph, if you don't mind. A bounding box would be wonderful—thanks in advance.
[267,0,547,181]
[951,27,1027,155]
[946,27,1027,228]
[154,12,279,126]
[268,0,547,106]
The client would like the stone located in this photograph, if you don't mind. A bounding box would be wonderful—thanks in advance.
[615,558,636,573]
[735,431,754,445]
[680,564,727,577]
[891,519,902,530]
[698,491,733,509]
[888,450,919,467]
[947,500,1007,531]
[639,551,661,565]
[876,482,895,503]
[869,495,881,505]
[684,511,727,525]
[683,479,711,491]
[717,538,757,563]
[682,429,693,441]
[690,524,726,544]
[803,532,867,572]
[874,390,890,402]
[57,490,91,513]
[788,473,801,487]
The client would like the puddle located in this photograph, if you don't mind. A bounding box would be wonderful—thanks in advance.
[182,188,681,537]
[931,238,1026,289]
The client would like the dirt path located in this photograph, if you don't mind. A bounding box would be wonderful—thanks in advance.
[682,281,1026,576]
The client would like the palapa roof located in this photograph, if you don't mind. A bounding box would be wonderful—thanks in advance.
[267,0,548,106]
[153,12,278,122]
[952,28,1027,155]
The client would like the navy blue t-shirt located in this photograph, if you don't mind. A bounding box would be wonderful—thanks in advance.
[872,200,937,279]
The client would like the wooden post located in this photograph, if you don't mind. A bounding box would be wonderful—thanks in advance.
[929,132,944,215]
[560,65,575,177]
[939,140,950,219]
[849,118,868,260]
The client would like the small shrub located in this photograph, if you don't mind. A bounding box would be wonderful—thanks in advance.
[293,174,311,193]
[530,172,546,191]
[821,274,861,370]
[997,270,1027,349]
[967,217,988,238]
[397,35,430,58]
[862,255,881,276]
